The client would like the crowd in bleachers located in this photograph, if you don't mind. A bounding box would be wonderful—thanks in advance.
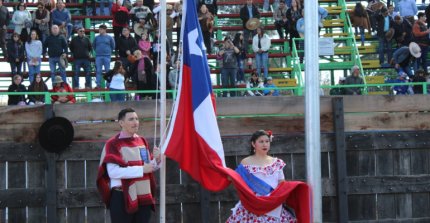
[3,0,430,105]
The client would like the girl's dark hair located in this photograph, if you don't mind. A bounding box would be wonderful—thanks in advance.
[249,130,270,155]
[112,60,123,74]
[354,3,365,17]
[27,30,39,43]
[233,32,242,46]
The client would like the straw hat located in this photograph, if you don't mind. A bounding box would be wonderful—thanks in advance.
[53,76,64,84]
[246,18,260,30]
[409,42,421,58]
[133,23,146,37]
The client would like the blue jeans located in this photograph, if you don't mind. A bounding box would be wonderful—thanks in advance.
[109,88,125,101]
[255,52,269,78]
[378,37,392,64]
[28,59,41,83]
[355,27,365,44]
[49,57,66,85]
[414,45,429,74]
[95,55,111,87]
[396,65,413,78]
[73,59,91,88]
[221,68,237,97]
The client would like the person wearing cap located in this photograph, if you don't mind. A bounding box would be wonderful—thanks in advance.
[51,75,76,104]
[389,72,410,95]
[70,27,93,89]
[393,42,421,78]
[44,25,68,86]
[263,76,279,96]
[240,0,260,53]
[375,7,393,66]
[412,12,430,74]
[330,76,346,95]
[412,69,428,94]
[345,65,364,95]
[97,108,160,223]
[93,24,116,88]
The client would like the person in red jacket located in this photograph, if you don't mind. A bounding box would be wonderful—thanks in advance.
[112,0,130,55]
[51,75,76,104]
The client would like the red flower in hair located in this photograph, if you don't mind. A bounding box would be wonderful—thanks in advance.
[266,130,273,142]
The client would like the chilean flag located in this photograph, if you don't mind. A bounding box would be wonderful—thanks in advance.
[162,0,311,221]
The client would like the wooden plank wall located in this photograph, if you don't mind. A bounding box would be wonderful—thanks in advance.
[0,95,430,222]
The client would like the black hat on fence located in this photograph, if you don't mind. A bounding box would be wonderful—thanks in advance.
[39,117,74,153]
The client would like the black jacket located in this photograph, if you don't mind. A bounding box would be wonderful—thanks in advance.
[8,83,27,105]
[118,35,138,58]
[240,4,260,29]
[6,40,25,63]
[44,34,68,57]
[69,35,92,59]
[375,14,393,38]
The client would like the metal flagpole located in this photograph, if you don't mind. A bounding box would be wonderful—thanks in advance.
[304,1,322,222]
[159,0,167,222]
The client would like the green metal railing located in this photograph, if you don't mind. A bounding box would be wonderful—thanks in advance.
[2,82,428,105]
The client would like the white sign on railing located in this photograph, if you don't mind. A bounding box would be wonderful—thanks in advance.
[319,37,334,56]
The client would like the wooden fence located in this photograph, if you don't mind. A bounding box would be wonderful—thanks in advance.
[1,95,430,222]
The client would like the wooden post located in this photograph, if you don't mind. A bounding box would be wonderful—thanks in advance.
[332,97,349,223]
[44,105,57,223]
[200,186,210,223]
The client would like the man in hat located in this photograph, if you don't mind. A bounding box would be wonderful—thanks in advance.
[97,108,160,223]
[44,25,68,86]
[412,12,430,73]
[51,75,76,103]
[345,65,364,95]
[130,0,152,40]
[69,27,93,89]
[375,7,393,66]
[93,24,115,89]
[393,42,421,78]
[240,0,260,53]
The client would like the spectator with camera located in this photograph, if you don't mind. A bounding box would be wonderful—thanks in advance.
[218,37,240,97]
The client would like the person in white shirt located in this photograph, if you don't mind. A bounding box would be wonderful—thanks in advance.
[252,27,271,79]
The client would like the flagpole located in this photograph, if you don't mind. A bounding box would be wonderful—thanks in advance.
[159,0,167,222]
[304,1,322,222]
